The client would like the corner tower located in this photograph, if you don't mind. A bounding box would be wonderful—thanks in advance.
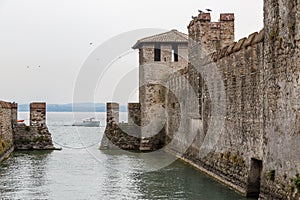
[188,12,235,54]
[132,30,188,148]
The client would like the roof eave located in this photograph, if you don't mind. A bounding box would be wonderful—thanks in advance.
[132,41,141,49]
[132,41,188,49]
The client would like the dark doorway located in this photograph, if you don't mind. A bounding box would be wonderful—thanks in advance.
[247,158,263,197]
[154,43,161,61]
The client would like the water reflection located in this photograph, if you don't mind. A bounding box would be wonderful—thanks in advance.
[0,113,254,200]
[135,161,251,200]
[0,151,51,199]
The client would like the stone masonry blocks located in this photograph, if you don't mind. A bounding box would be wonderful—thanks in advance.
[30,102,46,127]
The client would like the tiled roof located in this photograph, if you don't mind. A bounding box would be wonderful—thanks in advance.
[132,29,188,49]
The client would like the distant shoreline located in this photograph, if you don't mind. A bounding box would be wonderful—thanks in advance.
[18,111,128,113]
[18,103,128,112]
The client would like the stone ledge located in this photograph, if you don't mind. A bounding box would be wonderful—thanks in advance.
[165,148,248,197]
[0,145,14,163]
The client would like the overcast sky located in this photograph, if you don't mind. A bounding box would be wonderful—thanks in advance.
[0,0,263,104]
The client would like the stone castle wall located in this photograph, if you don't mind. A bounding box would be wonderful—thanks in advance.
[14,102,54,150]
[165,30,265,197]
[100,102,166,151]
[260,1,300,199]
[101,2,300,199]
[164,2,300,198]
[100,103,141,150]
[0,101,56,164]
[0,101,16,161]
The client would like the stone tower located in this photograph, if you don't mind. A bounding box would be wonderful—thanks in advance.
[132,29,188,148]
[188,12,235,54]
[30,102,46,127]
[187,12,235,133]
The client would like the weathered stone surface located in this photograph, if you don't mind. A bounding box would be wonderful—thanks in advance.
[100,103,141,151]
[188,13,235,54]
[133,30,189,148]
[0,101,15,159]
[13,123,55,150]
[260,1,300,199]
[30,102,46,127]
[164,4,300,200]
[100,102,166,151]
[0,101,56,164]
[101,5,300,200]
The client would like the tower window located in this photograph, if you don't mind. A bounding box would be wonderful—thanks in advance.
[172,44,178,62]
[154,44,161,61]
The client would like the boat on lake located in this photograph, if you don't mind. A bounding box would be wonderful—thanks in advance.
[72,117,100,127]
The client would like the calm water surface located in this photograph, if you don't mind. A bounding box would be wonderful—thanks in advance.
[0,112,254,200]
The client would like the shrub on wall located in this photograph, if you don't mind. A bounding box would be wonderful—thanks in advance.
[267,169,276,181]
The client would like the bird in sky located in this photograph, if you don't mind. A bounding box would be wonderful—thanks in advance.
[206,9,212,12]
[89,42,93,45]
[198,9,203,13]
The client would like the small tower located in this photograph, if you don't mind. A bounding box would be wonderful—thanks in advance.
[30,102,46,127]
[11,102,18,126]
[106,103,119,125]
[132,30,188,147]
[220,13,235,47]
[188,12,235,54]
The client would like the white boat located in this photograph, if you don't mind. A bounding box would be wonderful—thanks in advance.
[72,117,100,127]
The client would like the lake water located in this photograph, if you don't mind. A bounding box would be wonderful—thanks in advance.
[0,112,254,200]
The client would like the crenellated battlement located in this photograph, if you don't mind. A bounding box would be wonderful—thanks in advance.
[188,13,234,28]
[211,29,264,61]
[188,13,235,54]
[220,13,235,21]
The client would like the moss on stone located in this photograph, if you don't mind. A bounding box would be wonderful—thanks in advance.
[267,169,276,181]
[0,140,11,156]
[268,16,279,42]
[218,153,223,159]
[288,20,296,36]
[24,126,30,132]
[224,151,231,160]
[277,37,283,49]
[18,138,32,144]
[237,157,244,165]
[289,183,295,192]
[294,175,300,191]
[230,153,238,162]
[269,27,278,42]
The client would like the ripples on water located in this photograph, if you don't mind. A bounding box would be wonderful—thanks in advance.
[0,112,254,200]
